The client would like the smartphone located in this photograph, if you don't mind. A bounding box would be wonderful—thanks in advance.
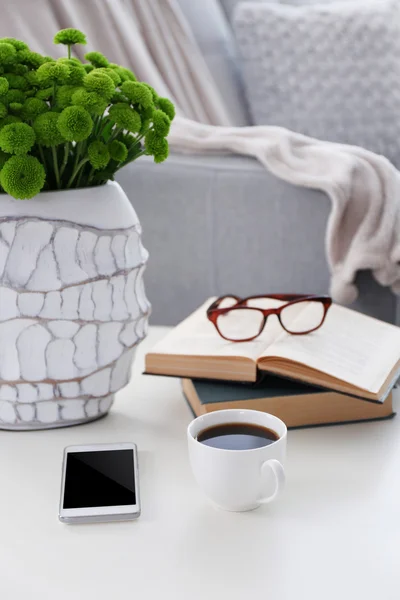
[59,443,140,524]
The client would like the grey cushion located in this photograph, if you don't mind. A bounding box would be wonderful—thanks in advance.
[233,1,400,166]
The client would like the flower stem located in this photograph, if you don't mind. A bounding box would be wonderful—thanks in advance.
[68,45,71,59]
[52,146,61,188]
[60,142,69,180]
[38,145,47,171]
[67,157,89,188]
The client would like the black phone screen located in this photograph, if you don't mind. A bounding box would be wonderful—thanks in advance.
[63,449,136,509]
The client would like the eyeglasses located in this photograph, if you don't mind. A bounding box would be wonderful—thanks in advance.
[207,294,332,342]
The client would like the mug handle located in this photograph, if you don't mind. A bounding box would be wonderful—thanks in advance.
[259,459,285,504]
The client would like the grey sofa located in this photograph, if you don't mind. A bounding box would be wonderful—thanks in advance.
[118,0,399,326]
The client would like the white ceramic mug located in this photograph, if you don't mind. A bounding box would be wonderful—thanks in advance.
[187,409,287,512]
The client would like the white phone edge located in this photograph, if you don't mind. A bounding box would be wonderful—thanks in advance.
[58,442,140,524]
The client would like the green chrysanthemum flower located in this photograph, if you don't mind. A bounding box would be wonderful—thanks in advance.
[83,64,94,74]
[8,63,28,75]
[0,43,17,64]
[37,61,69,86]
[120,81,153,108]
[0,38,29,51]
[57,105,93,141]
[94,67,121,86]
[55,84,80,109]
[54,28,87,46]
[0,122,35,154]
[0,77,9,96]
[111,65,136,83]
[24,71,39,87]
[108,103,141,133]
[21,97,48,120]
[157,97,175,121]
[142,83,158,102]
[33,112,64,146]
[71,89,108,116]
[6,89,25,104]
[109,140,128,162]
[0,102,7,119]
[0,115,21,129]
[25,90,36,98]
[110,91,129,104]
[0,154,45,199]
[9,102,22,113]
[58,58,86,85]
[35,87,53,101]
[152,109,171,137]
[88,141,110,170]
[145,130,169,163]
[3,73,28,90]
[85,51,109,68]
[18,51,46,69]
[83,71,115,100]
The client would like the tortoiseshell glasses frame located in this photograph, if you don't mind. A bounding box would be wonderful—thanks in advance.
[207,294,332,342]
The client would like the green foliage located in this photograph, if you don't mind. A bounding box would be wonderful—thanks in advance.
[0,122,35,154]
[0,28,173,198]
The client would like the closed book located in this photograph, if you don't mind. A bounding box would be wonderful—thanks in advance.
[182,375,395,429]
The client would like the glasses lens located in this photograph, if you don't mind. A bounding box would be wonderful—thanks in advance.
[217,308,264,341]
[280,300,325,333]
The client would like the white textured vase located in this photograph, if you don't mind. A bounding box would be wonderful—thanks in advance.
[0,182,150,430]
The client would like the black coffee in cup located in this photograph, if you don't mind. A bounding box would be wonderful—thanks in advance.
[197,422,279,450]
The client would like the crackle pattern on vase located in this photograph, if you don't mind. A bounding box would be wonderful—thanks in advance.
[0,216,150,429]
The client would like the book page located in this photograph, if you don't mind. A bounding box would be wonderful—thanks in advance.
[149,297,287,362]
[261,303,400,393]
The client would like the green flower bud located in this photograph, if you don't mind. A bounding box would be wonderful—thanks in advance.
[145,130,169,163]
[54,28,87,46]
[35,87,52,101]
[55,84,80,109]
[83,71,115,100]
[8,63,28,75]
[0,122,35,154]
[120,81,153,109]
[157,97,175,121]
[18,51,46,69]
[94,67,121,86]
[108,103,141,133]
[83,64,94,74]
[37,61,69,86]
[0,38,29,51]
[85,51,109,68]
[0,77,9,96]
[3,73,28,90]
[142,83,158,103]
[25,71,39,87]
[152,109,171,137]
[9,102,22,113]
[71,88,108,116]
[25,90,36,98]
[21,97,48,120]
[33,112,65,147]
[57,105,93,141]
[58,58,86,85]
[0,154,45,199]
[109,140,128,162]
[5,89,25,104]
[110,91,129,104]
[0,115,21,129]
[0,43,17,64]
[88,141,110,170]
[111,66,136,82]
[0,102,7,118]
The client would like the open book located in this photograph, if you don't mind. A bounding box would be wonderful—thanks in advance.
[145,298,400,402]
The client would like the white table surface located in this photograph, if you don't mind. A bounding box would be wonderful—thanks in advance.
[1,326,400,600]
